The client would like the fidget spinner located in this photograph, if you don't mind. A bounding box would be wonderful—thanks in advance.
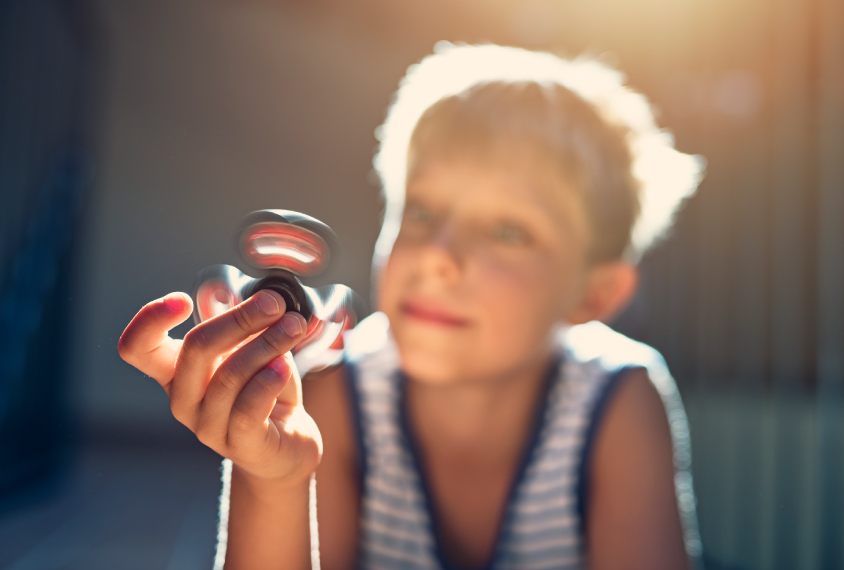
[191,210,362,374]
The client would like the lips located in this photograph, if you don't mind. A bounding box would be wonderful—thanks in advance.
[401,300,470,327]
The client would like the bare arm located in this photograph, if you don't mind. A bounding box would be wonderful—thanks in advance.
[226,466,312,570]
[586,369,690,570]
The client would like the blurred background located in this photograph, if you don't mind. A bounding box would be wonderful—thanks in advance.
[0,0,842,568]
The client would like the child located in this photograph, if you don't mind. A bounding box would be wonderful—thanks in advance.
[118,44,704,570]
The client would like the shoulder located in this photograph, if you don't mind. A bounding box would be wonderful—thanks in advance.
[561,321,683,418]
[302,364,355,468]
[593,368,673,463]
[304,311,395,414]
[300,312,405,569]
[343,311,394,363]
[561,321,667,373]
[301,365,361,569]
[564,322,679,500]
[570,324,690,569]
[341,312,402,401]
[302,311,398,462]
[585,367,689,569]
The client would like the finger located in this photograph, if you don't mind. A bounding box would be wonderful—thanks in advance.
[170,290,285,427]
[220,329,263,363]
[275,349,303,409]
[198,312,306,436]
[117,292,193,386]
[226,356,291,455]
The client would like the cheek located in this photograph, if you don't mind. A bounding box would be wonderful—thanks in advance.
[479,250,558,300]
[472,255,564,340]
[478,246,588,331]
[374,241,414,314]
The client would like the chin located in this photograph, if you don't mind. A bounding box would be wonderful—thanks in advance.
[396,342,470,385]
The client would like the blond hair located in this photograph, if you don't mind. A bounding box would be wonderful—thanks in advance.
[373,43,704,264]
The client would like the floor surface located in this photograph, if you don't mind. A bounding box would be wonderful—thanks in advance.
[0,441,222,570]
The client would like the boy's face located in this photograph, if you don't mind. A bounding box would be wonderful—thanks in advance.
[377,151,594,385]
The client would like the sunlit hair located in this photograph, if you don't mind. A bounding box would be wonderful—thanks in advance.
[372,42,704,264]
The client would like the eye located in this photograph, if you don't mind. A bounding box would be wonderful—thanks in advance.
[404,202,436,225]
[491,222,529,246]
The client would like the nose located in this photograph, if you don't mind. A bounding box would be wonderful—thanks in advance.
[418,220,464,284]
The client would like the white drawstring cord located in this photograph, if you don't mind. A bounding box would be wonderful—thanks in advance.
[213,459,232,570]
[308,472,321,570]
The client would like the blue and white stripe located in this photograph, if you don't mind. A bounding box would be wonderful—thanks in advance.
[343,315,701,570]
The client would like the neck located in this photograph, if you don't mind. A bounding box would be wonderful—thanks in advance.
[405,350,556,452]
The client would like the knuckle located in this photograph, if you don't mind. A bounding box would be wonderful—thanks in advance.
[256,332,283,358]
[194,419,216,447]
[229,400,258,433]
[231,305,252,332]
[225,431,250,460]
[181,328,207,358]
[215,362,244,393]
[262,324,290,352]
[193,421,209,443]
[169,400,189,427]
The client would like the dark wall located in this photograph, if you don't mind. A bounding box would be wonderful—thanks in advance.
[0,0,99,499]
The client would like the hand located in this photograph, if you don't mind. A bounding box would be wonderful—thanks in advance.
[117,290,323,486]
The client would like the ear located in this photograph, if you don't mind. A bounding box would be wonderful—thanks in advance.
[566,262,639,326]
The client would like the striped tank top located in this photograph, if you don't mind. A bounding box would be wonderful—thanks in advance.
[342,313,702,570]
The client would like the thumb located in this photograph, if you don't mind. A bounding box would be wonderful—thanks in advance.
[118,292,194,388]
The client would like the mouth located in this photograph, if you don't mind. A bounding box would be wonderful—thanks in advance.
[400,300,470,327]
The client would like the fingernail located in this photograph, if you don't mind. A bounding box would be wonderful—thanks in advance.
[268,357,289,377]
[279,313,303,336]
[255,291,280,316]
[164,293,187,313]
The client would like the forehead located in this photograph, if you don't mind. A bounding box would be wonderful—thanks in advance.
[406,146,587,231]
